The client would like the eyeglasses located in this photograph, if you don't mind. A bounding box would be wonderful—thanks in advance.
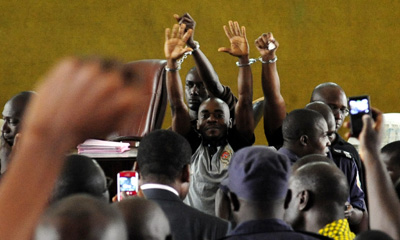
[327,104,349,116]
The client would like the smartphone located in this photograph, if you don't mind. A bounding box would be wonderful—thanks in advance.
[117,171,139,201]
[348,95,371,138]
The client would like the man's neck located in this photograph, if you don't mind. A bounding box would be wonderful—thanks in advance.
[189,109,198,121]
[304,206,345,233]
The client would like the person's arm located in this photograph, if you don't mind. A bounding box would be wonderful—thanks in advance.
[0,57,141,240]
[218,21,254,139]
[164,23,193,136]
[359,108,400,239]
[255,33,286,144]
[175,13,224,97]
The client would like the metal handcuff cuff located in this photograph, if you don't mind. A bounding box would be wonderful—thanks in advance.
[165,41,200,72]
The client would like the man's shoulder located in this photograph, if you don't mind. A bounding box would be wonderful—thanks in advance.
[330,147,354,161]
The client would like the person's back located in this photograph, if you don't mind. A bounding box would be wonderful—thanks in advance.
[115,198,172,240]
[34,194,127,240]
[222,146,330,240]
[136,129,230,240]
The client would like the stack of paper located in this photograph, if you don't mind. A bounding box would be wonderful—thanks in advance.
[77,139,130,154]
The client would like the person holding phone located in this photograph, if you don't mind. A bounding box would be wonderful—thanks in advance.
[258,33,367,232]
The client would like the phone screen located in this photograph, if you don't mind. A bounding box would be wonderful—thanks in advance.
[348,95,371,138]
[117,171,138,201]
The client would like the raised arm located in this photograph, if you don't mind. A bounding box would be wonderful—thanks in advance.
[164,23,193,135]
[174,13,224,97]
[359,108,400,239]
[218,21,253,139]
[255,33,286,145]
[0,58,140,240]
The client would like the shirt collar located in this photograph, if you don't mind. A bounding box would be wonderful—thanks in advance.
[140,183,179,197]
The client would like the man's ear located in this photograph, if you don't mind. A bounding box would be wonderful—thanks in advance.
[181,164,190,183]
[197,119,200,130]
[298,190,311,211]
[228,118,233,129]
[284,189,292,209]
[300,135,308,146]
[227,191,240,212]
[133,161,139,172]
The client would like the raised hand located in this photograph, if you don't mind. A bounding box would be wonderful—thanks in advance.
[255,32,279,59]
[359,107,383,161]
[174,13,196,47]
[218,21,249,57]
[164,24,193,61]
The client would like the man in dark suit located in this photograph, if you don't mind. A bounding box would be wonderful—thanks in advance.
[135,129,230,240]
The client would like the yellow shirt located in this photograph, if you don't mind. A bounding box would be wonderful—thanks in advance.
[318,219,356,240]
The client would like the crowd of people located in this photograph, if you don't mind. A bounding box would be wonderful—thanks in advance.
[0,13,399,240]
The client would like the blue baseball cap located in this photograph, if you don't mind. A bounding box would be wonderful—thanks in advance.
[225,146,291,201]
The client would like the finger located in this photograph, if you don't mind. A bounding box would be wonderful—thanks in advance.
[241,26,247,38]
[180,48,193,56]
[371,107,383,131]
[361,114,373,136]
[223,25,233,39]
[178,24,186,38]
[173,14,181,22]
[171,24,179,38]
[165,28,171,41]
[228,21,235,36]
[218,47,231,53]
[182,29,193,43]
[234,21,241,36]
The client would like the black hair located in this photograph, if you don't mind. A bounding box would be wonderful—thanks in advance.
[137,130,191,184]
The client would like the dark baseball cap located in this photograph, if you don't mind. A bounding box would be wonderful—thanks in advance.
[225,145,291,201]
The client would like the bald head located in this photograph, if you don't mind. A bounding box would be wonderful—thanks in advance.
[115,198,171,240]
[284,162,349,232]
[2,91,35,146]
[292,154,336,173]
[35,194,127,240]
[197,97,232,141]
[50,154,109,204]
[293,162,349,205]
[305,101,336,143]
[310,82,348,130]
[282,109,330,157]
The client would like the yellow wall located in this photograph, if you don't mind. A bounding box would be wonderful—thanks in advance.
[1,0,399,144]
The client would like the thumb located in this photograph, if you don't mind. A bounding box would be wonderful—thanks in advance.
[218,47,231,53]
[173,14,180,22]
[361,114,373,135]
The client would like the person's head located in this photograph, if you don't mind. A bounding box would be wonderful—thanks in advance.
[282,109,331,157]
[136,129,191,198]
[2,91,35,146]
[292,154,336,173]
[224,146,291,223]
[115,198,172,240]
[197,97,232,141]
[381,141,400,183]
[50,154,109,204]
[185,67,209,112]
[305,101,336,143]
[284,162,349,232]
[310,82,348,130]
[34,194,127,240]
